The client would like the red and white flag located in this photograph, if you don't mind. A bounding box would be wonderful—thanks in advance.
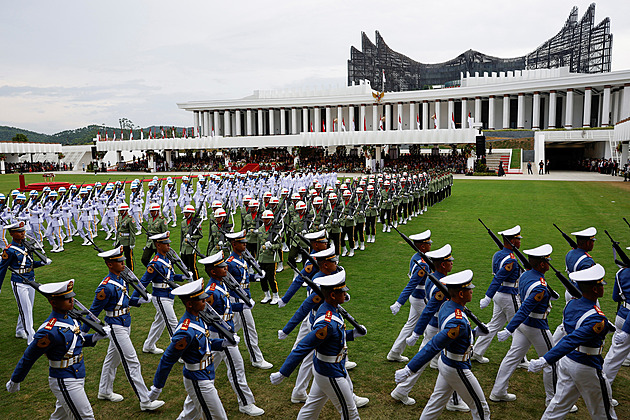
[364,117,366,131]
[197,126,201,138]
[183,127,187,139]
[450,112,456,129]
[129,130,134,140]
[416,114,420,130]
[172,126,176,139]
[113,131,116,141]
[398,115,402,130]
[432,114,437,129]
[97,131,101,141]
[310,121,313,132]
[322,120,325,132]
[342,118,346,132]
[106,131,109,141]
[148,129,152,139]
[351,118,355,131]
[379,117,383,131]
[211,125,215,137]
[140,129,144,140]
[161,127,165,139]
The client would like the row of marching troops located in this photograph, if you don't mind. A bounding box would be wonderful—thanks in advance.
[0,169,454,419]
[386,223,630,419]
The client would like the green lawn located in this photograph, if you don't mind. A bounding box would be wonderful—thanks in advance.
[0,175,629,419]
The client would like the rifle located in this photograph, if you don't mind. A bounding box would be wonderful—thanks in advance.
[546,261,582,299]
[186,241,253,308]
[624,218,630,229]
[478,219,560,300]
[478,219,503,250]
[200,303,237,345]
[266,207,285,242]
[85,237,149,300]
[185,193,208,240]
[287,260,366,335]
[11,269,106,336]
[604,230,630,268]
[51,186,73,212]
[139,223,192,278]
[391,225,489,333]
[553,224,578,249]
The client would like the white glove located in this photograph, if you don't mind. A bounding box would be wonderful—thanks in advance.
[260,270,266,278]
[264,241,272,249]
[94,325,111,342]
[406,332,420,347]
[5,380,20,393]
[479,296,491,309]
[278,329,288,340]
[395,366,412,383]
[269,371,286,385]
[528,357,549,373]
[614,331,629,345]
[138,293,152,305]
[354,325,367,338]
[218,241,224,247]
[222,335,240,348]
[390,301,402,315]
[473,327,488,339]
[248,298,256,308]
[277,299,286,308]
[333,218,338,224]
[497,329,512,342]
[44,258,52,265]
[148,385,162,401]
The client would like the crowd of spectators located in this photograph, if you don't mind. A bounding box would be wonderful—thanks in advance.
[576,158,620,175]
[5,161,72,174]
[383,153,468,174]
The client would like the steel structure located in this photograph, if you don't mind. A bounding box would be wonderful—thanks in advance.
[348,3,612,91]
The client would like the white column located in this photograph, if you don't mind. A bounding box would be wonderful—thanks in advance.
[193,111,200,136]
[325,106,332,132]
[280,108,286,135]
[246,109,253,135]
[385,104,391,131]
[446,99,454,129]
[224,110,231,136]
[348,105,354,131]
[337,106,343,132]
[315,107,321,132]
[204,111,211,136]
[409,102,416,130]
[532,92,540,130]
[623,83,630,120]
[517,93,525,129]
[565,89,574,128]
[486,97,494,130]
[582,87,592,127]
[257,109,264,135]
[269,108,275,135]
[474,97,481,123]
[302,107,309,132]
[534,133,546,168]
[548,91,557,128]
[235,110,242,136]
[372,105,379,131]
[502,94,510,129]
[434,100,441,129]
[214,111,220,136]
[602,86,611,126]
[422,101,429,130]
[461,98,468,129]
[360,104,366,131]
[291,108,297,134]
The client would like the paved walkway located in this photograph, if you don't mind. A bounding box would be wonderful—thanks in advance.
[454,171,625,182]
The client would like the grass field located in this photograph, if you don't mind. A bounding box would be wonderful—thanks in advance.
[0,173,629,419]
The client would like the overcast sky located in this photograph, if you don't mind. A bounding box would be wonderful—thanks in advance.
[1,0,628,134]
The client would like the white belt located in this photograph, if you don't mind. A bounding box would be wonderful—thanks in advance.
[415,285,425,290]
[105,308,129,317]
[577,345,603,355]
[529,312,548,320]
[120,233,130,237]
[315,351,347,363]
[15,268,33,274]
[622,302,630,310]
[501,282,516,287]
[49,353,83,368]
[443,350,471,362]
[153,283,170,289]
[185,355,213,371]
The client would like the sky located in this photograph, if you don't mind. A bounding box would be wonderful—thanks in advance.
[0,0,628,135]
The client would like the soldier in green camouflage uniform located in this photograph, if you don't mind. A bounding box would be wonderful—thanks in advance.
[180,205,203,280]
[206,207,232,257]
[255,210,282,304]
[141,203,167,267]
[116,202,136,270]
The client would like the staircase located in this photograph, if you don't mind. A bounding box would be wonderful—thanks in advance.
[484,149,521,174]
[238,163,260,174]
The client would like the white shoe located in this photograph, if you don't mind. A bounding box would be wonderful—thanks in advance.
[81,239,90,246]
[612,399,619,407]
[471,353,489,364]
[291,394,307,404]
[276,262,284,272]
[295,254,302,263]
[64,237,73,243]
[348,248,354,257]
[569,405,578,413]
[142,347,164,354]
[353,395,369,408]
[401,219,407,225]
[353,243,358,250]
[342,247,348,257]
[136,230,142,236]
[99,228,106,231]
[15,332,27,339]
[446,399,470,412]
[382,226,387,233]
[171,222,177,228]
[140,400,165,411]
[517,360,530,370]
[360,242,365,251]
[282,243,289,252]
[622,359,630,367]
[345,360,357,370]
[489,393,516,402]
[51,246,60,253]
[252,360,273,369]
[387,353,409,363]
[270,293,280,305]
[390,390,415,406]
[239,403,265,416]
[57,247,64,253]
[387,226,391,232]
[104,232,112,240]
[261,292,271,304]
[98,392,124,402]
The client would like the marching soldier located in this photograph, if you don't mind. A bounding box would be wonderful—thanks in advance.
[207,207,233,258]
[255,209,282,304]
[115,202,136,271]
[180,204,202,281]
[82,246,164,411]
[140,203,167,267]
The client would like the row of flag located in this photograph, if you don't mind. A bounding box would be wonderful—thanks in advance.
[97,126,206,141]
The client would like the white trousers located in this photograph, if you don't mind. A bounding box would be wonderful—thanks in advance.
[44,224,63,248]
[234,307,264,364]
[292,317,314,398]
[542,357,617,420]
[12,281,35,344]
[76,219,93,241]
[29,223,44,244]
[420,358,491,420]
[100,324,150,403]
[392,324,439,396]
[143,296,178,351]
[297,371,359,420]
[491,324,556,403]
[164,204,177,223]
[389,296,426,357]
[49,377,95,420]
[603,315,630,385]
[177,377,228,420]
[473,292,519,356]
[210,333,256,407]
